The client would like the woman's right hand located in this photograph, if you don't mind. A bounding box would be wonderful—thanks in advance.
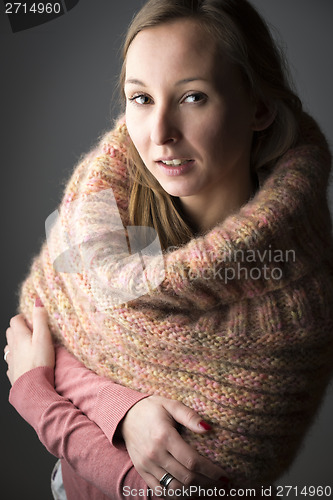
[120,395,228,497]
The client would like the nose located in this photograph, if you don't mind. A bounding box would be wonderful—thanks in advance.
[150,106,181,145]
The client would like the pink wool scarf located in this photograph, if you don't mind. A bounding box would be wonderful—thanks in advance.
[19,113,333,486]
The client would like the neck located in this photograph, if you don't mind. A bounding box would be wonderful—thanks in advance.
[180,170,257,236]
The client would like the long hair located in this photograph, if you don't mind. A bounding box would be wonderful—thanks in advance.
[118,0,302,250]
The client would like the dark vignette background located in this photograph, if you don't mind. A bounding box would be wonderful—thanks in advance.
[0,1,332,498]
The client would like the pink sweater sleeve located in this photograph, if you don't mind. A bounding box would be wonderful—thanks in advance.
[53,345,148,446]
[8,366,152,499]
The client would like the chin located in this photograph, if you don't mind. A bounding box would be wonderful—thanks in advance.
[163,188,194,198]
[159,182,198,198]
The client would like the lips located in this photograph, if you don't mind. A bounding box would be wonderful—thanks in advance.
[156,159,195,176]
[161,159,191,166]
[156,157,193,166]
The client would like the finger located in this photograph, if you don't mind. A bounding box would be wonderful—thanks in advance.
[9,313,24,327]
[32,298,52,343]
[147,426,221,488]
[9,315,32,337]
[154,441,201,488]
[24,316,33,331]
[142,447,188,493]
[6,324,30,351]
[6,327,12,344]
[141,468,182,499]
[163,399,212,435]
[134,471,164,497]
[167,427,226,481]
[155,467,183,497]
[3,346,10,363]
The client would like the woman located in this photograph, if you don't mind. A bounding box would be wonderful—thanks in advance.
[5,0,333,499]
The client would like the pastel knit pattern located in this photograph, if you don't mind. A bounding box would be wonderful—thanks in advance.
[19,113,333,486]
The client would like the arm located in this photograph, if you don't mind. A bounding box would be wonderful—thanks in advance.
[5,305,152,500]
[53,344,148,447]
[8,365,150,500]
[6,303,227,495]
[53,334,228,492]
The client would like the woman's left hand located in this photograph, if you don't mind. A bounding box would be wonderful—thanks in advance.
[4,299,55,386]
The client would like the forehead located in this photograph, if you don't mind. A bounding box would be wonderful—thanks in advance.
[125,19,221,81]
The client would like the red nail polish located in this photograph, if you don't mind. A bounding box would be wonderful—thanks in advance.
[199,420,212,431]
[35,297,44,307]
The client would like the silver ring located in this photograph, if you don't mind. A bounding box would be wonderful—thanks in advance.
[159,472,174,488]
[4,350,10,363]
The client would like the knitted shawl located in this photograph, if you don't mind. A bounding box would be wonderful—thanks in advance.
[19,113,333,487]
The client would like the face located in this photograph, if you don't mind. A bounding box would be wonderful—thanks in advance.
[124,19,257,203]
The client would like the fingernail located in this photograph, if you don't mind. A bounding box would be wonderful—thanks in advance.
[219,476,230,485]
[34,297,44,307]
[199,420,212,431]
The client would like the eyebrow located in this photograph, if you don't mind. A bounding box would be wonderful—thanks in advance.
[125,77,208,86]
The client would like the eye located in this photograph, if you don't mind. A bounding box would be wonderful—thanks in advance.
[183,92,206,104]
[128,94,153,105]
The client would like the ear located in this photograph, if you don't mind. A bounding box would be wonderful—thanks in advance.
[252,99,277,132]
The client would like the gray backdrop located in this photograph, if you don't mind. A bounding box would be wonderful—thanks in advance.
[1,1,332,499]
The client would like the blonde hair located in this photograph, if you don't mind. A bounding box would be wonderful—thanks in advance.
[119,0,303,250]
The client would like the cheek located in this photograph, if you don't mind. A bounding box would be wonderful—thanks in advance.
[125,112,145,154]
[224,95,254,140]
[197,111,253,169]
[126,112,154,173]
[206,105,252,157]
[197,115,227,158]
[125,110,150,160]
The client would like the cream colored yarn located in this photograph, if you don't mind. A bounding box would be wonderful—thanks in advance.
[19,113,333,486]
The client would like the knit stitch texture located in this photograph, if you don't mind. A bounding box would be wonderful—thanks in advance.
[19,112,333,486]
